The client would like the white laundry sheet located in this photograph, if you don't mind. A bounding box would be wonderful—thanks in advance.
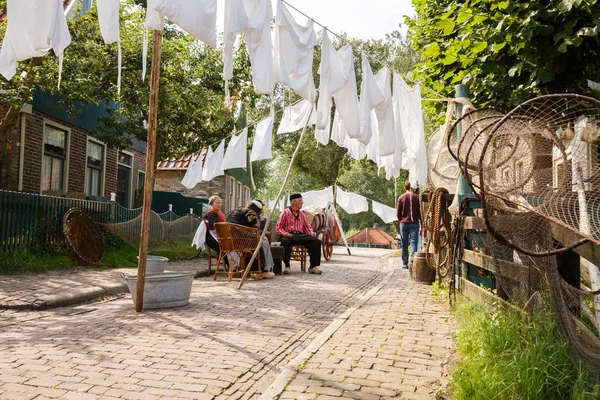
[0,0,71,81]
[97,0,121,94]
[336,187,368,214]
[153,0,217,48]
[374,66,395,157]
[301,186,334,208]
[181,153,204,189]
[222,128,248,170]
[277,99,316,134]
[202,141,225,181]
[372,201,398,223]
[315,30,360,143]
[223,0,274,95]
[273,0,317,102]
[356,53,385,145]
[250,115,274,162]
[395,74,427,186]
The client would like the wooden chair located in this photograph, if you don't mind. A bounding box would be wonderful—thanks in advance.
[290,245,307,273]
[214,222,262,281]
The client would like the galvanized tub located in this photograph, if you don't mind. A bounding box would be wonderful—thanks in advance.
[138,255,169,274]
[124,272,194,309]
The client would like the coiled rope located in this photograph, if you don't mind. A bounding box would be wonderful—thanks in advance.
[421,188,453,278]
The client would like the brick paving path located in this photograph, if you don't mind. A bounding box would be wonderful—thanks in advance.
[0,248,455,399]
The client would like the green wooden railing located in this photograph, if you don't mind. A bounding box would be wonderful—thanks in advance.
[0,190,182,253]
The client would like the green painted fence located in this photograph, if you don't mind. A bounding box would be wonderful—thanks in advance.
[0,190,185,253]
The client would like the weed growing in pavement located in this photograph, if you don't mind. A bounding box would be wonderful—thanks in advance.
[450,298,600,400]
[430,280,449,300]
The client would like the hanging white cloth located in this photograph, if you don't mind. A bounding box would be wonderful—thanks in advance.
[396,75,427,186]
[302,186,334,208]
[336,187,368,214]
[223,0,274,95]
[250,115,274,161]
[374,67,395,157]
[278,197,286,211]
[277,99,316,134]
[202,141,225,181]
[366,109,380,165]
[268,199,276,210]
[192,220,208,250]
[97,0,122,94]
[273,0,317,102]
[222,128,248,170]
[372,200,398,224]
[153,0,217,49]
[143,0,165,81]
[0,0,71,82]
[315,31,360,141]
[181,153,204,189]
[356,53,385,145]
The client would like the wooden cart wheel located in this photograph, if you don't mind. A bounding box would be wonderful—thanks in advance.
[323,229,333,261]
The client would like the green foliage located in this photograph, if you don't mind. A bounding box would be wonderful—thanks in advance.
[0,250,75,274]
[407,0,600,118]
[451,299,600,400]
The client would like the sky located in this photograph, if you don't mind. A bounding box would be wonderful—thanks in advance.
[216,0,416,41]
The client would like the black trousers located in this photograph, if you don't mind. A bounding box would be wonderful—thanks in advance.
[206,230,229,267]
[281,234,321,268]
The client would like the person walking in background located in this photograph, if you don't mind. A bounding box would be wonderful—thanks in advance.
[396,181,421,269]
[276,193,322,275]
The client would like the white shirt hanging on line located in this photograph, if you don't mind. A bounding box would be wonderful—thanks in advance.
[396,74,427,186]
[315,30,360,144]
[250,115,274,162]
[372,200,398,224]
[97,0,122,94]
[374,66,395,157]
[366,109,380,166]
[277,99,316,134]
[336,187,368,214]
[381,71,411,180]
[301,186,334,208]
[153,0,217,49]
[181,152,204,189]
[202,141,225,181]
[273,0,317,102]
[222,128,248,170]
[223,0,274,95]
[0,0,71,81]
[356,53,385,145]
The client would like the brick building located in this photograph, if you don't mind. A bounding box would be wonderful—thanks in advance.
[0,89,146,209]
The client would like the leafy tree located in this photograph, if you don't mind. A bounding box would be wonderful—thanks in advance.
[0,0,257,161]
[407,0,600,112]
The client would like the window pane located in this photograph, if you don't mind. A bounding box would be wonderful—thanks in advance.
[137,171,145,191]
[87,142,103,168]
[42,156,52,191]
[118,152,132,166]
[51,157,63,190]
[44,126,66,157]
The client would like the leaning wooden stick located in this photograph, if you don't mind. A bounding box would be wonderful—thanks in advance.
[238,107,314,290]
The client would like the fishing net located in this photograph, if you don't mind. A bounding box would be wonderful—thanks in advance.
[99,212,202,259]
[458,94,600,370]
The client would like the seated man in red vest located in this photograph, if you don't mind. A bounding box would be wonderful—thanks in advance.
[276,193,322,275]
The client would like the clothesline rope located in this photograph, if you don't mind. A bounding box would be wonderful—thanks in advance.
[281,0,449,101]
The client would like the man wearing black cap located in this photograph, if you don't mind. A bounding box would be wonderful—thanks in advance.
[275,193,322,275]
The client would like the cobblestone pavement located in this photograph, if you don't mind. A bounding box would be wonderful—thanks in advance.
[0,259,211,310]
[0,248,455,399]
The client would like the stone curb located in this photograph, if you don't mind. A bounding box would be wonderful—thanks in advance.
[1,269,211,311]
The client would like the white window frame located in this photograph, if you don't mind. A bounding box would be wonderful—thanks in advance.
[84,137,106,198]
[40,120,71,195]
[117,150,134,208]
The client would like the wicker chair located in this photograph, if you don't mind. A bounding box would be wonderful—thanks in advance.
[214,222,262,281]
[290,245,307,273]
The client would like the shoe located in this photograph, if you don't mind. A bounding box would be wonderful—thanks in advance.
[251,273,262,280]
[308,267,322,275]
[262,272,275,279]
[402,265,408,269]
[283,267,291,275]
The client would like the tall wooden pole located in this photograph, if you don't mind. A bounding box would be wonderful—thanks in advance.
[136,30,163,312]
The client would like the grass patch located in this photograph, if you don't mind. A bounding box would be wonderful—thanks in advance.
[0,250,75,274]
[451,298,600,400]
